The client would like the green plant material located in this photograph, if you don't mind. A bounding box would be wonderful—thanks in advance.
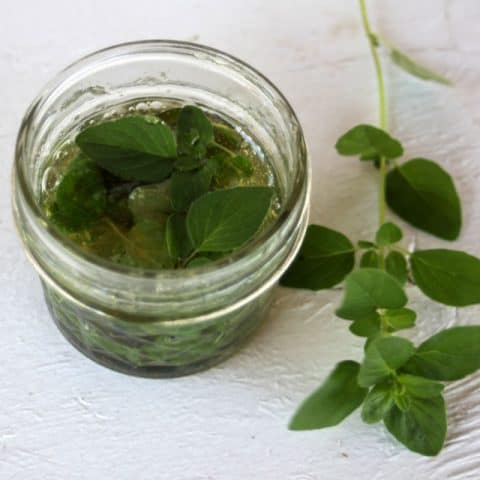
[176,106,214,170]
[186,186,274,253]
[385,251,408,285]
[376,222,402,247]
[386,159,462,240]
[170,167,213,212]
[105,197,134,229]
[228,155,254,176]
[289,361,368,430]
[285,0,480,458]
[381,308,416,332]
[187,256,212,268]
[393,392,411,412]
[390,48,452,86]
[335,124,403,160]
[384,395,447,456]
[76,116,176,182]
[166,213,194,261]
[52,155,106,230]
[397,374,444,399]
[280,225,355,290]
[361,382,394,424]
[360,250,381,268]
[358,336,415,387]
[124,219,171,268]
[158,107,181,126]
[349,315,381,338]
[410,249,480,306]
[358,240,376,249]
[128,182,172,220]
[336,269,408,321]
[405,326,480,381]
[213,123,243,149]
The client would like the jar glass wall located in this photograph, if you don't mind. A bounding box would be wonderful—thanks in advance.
[13,41,310,377]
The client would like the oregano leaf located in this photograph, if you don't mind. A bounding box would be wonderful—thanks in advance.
[386,159,461,240]
[335,124,403,159]
[349,315,381,338]
[361,383,394,424]
[385,251,408,285]
[397,374,444,399]
[281,225,355,290]
[76,116,176,182]
[170,167,213,212]
[405,326,480,381]
[382,308,416,332]
[360,250,381,269]
[186,186,274,253]
[358,336,415,387]
[176,105,214,170]
[166,213,193,261]
[384,395,447,456]
[390,48,452,86]
[52,155,106,230]
[289,361,368,430]
[358,240,376,249]
[410,249,480,306]
[336,269,408,321]
[376,222,402,247]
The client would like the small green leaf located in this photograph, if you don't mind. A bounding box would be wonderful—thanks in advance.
[76,116,176,182]
[213,123,243,149]
[358,240,376,249]
[170,167,213,212]
[360,250,381,268]
[187,256,212,268]
[336,269,408,321]
[335,124,403,159]
[228,154,254,176]
[376,222,402,247]
[281,225,355,290]
[52,155,106,230]
[385,251,408,285]
[187,186,274,253]
[405,326,480,381]
[382,308,416,332]
[289,361,368,430]
[128,182,172,220]
[349,315,381,338]
[391,48,452,86]
[410,249,480,306]
[358,337,415,387]
[386,159,461,240]
[394,393,411,412]
[384,395,447,456]
[397,374,444,399]
[125,219,171,268]
[361,383,394,424]
[166,213,194,260]
[176,106,214,170]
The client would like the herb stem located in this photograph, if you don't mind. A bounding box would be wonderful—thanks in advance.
[358,0,388,228]
[211,141,235,157]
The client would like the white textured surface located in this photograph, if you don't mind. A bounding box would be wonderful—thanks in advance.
[1,0,480,478]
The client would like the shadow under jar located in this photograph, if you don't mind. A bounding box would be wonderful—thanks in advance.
[13,41,310,377]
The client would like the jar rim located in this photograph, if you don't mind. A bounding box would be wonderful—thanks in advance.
[14,39,310,283]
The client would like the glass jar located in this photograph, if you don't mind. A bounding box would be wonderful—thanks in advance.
[12,41,310,377]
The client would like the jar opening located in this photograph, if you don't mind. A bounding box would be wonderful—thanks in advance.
[15,40,310,282]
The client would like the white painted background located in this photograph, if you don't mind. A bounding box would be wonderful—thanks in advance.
[1,0,480,478]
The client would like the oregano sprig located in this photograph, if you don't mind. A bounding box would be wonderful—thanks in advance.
[284,0,480,457]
